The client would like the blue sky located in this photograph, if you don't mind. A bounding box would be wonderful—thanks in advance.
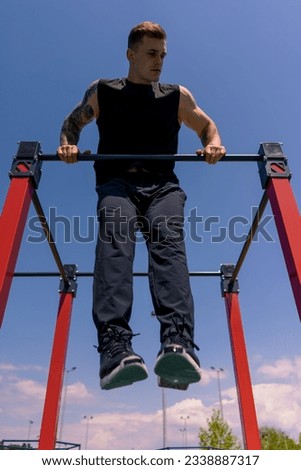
[0,0,301,450]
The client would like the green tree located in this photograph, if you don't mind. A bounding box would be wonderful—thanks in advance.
[198,409,241,450]
[260,426,301,450]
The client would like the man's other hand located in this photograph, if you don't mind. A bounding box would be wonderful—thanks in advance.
[196,145,226,165]
[57,145,79,164]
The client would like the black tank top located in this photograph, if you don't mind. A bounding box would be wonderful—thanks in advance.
[94,78,180,184]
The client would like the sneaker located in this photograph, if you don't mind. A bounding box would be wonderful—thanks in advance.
[158,376,189,391]
[154,335,201,389]
[99,327,148,390]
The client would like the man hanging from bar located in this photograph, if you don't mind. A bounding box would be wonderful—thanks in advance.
[57,21,226,390]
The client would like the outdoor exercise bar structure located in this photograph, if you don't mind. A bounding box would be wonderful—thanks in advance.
[0,141,300,451]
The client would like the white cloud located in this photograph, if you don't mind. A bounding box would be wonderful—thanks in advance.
[253,382,301,436]
[0,363,19,371]
[198,367,227,386]
[14,379,45,400]
[257,356,301,381]
[60,397,240,450]
[252,357,301,437]
[66,381,93,401]
[61,399,211,450]
[1,357,301,449]
[0,367,92,435]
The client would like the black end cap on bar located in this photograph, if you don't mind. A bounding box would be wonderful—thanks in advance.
[220,264,239,297]
[9,141,43,189]
[59,264,78,297]
[16,141,42,158]
[257,142,291,189]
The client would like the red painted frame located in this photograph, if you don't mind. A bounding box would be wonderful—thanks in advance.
[224,292,261,449]
[267,178,301,320]
[0,175,34,327]
[0,171,75,449]
[38,291,75,450]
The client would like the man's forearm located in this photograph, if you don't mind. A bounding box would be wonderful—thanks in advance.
[60,103,95,145]
[200,120,222,147]
[60,116,81,145]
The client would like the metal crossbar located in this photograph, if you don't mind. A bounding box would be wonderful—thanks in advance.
[39,153,262,162]
[13,271,222,278]
[31,190,70,285]
[229,190,269,287]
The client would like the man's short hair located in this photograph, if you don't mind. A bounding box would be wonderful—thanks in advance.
[128,21,166,49]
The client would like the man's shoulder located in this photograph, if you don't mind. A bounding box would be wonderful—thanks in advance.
[157,82,180,96]
[158,81,179,90]
[97,78,125,89]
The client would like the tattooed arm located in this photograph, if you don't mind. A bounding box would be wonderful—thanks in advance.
[57,80,99,163]
[179,86,226,164]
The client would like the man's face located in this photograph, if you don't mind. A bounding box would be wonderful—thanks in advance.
[127,36,167,84]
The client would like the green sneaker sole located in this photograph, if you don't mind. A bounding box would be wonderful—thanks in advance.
[154,345,201,386]
[101,357,148,390]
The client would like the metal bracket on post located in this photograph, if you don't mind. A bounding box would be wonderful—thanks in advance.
[59,264,78,297]
[9,141,43,189]
[258,142,291,189]
[220,264,239,297]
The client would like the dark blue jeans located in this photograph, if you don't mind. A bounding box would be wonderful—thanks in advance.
[92,174,194,346]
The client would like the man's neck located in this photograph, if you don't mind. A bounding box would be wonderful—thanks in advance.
[126,77,155,87]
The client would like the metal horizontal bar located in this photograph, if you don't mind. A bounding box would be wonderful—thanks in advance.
[39,153,262,163]
[13,270,222,278]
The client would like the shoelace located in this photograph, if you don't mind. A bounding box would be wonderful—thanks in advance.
[169,315,200,351]
[98,327,139,357]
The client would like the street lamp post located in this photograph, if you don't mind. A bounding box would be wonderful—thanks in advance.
[211,366,224,420]
[27,420,34,441]
[180,415,190,447]
[58,366,77,444]
[84,415,93,449]
[179,428,185,446]
[151,310,168,450]
[162,387,167,449]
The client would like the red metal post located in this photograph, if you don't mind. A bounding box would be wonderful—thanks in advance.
[224,292,261,450]
[0,176,34,327]
[266,178,301,320]
[38,291,75,450]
